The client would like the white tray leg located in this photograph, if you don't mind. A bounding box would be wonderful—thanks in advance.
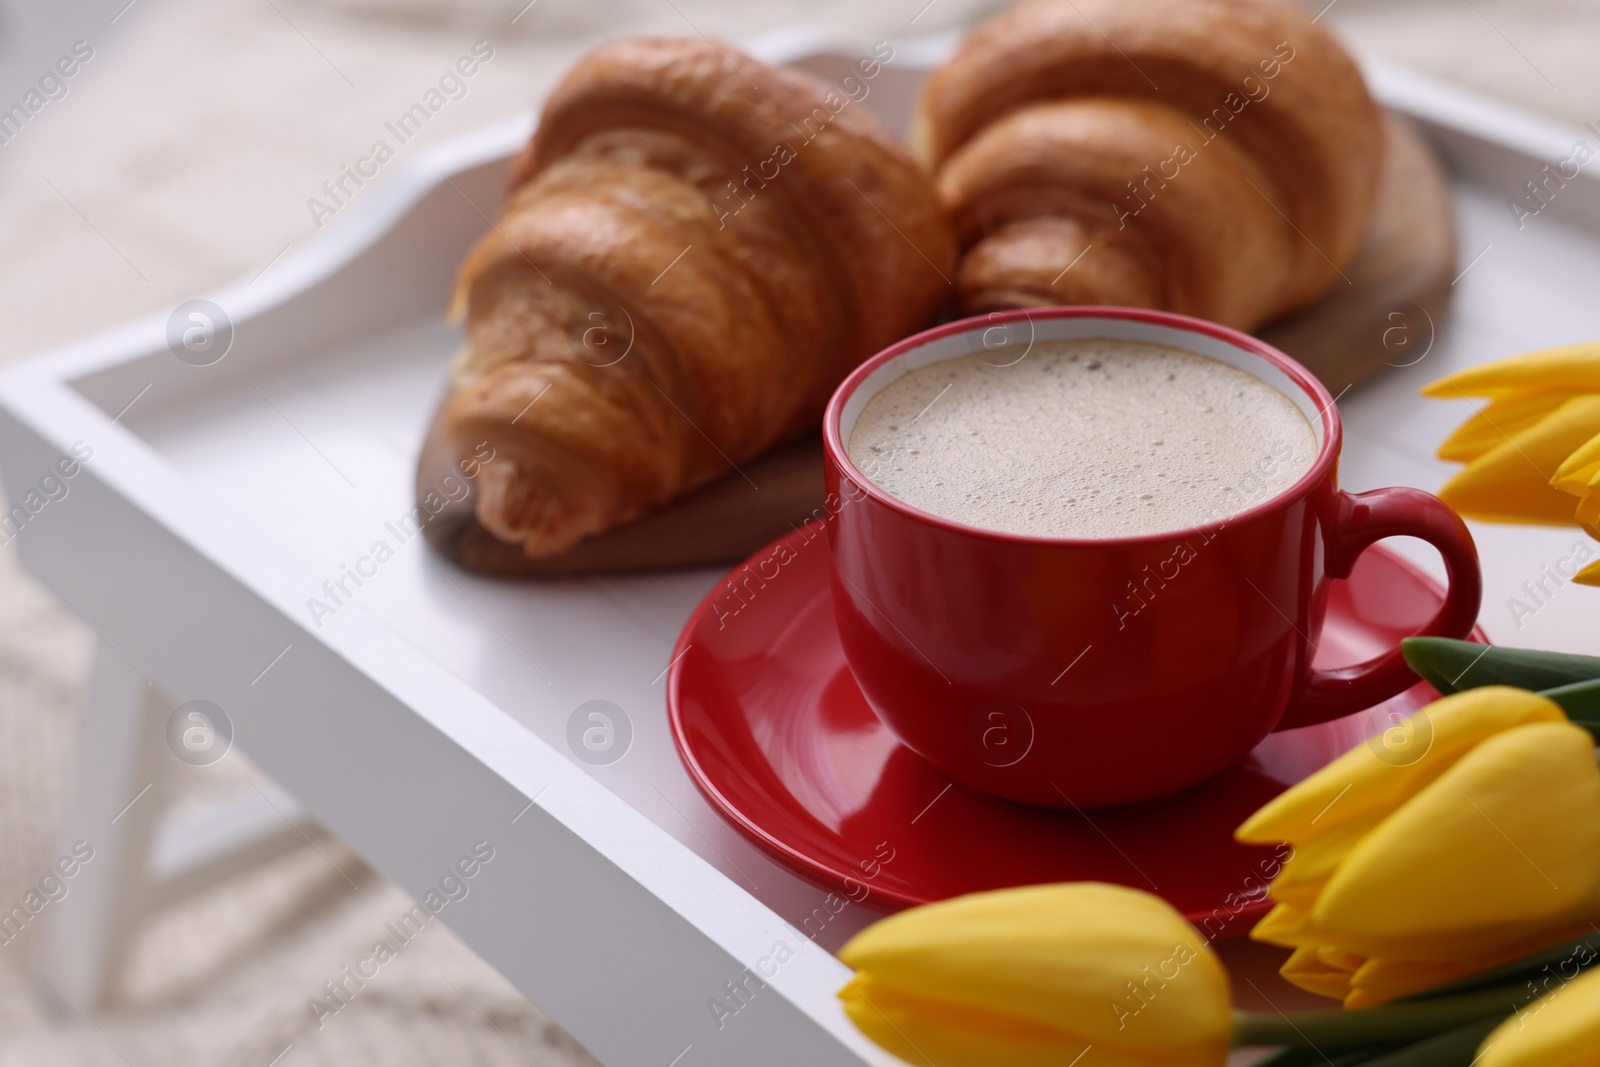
[41,636,167,1013]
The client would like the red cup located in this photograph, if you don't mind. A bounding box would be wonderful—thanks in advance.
[822,307,1481,809]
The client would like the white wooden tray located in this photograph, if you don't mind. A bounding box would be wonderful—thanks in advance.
[3,28,1600,1067]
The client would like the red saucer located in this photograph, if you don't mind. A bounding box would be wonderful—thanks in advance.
[667,525,1486,933]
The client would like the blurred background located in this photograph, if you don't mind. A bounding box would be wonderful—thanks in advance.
[0,0,1595,1063]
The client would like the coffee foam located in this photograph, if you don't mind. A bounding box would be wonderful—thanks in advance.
[846,338,1318,539]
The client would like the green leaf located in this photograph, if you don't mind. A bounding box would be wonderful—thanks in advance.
[1535,677,1600,731]
[1402,637,1600,694]
[1356,1015,1503,1067]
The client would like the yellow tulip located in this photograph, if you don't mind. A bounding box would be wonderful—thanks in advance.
[1437,396,1600,525]
[1477,963,1600,1067]
[1237,687,1600,1007]
[838,883,1232,1067]
[1423,342,1600,398]
[1427,344,1600,541]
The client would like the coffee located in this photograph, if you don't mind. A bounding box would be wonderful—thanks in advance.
[846,338,1318,539]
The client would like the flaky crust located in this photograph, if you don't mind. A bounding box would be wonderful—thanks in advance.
[432,38,953,558]
[915,0,1382,327]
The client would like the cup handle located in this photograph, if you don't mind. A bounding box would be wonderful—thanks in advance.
[1276,487,1482,730]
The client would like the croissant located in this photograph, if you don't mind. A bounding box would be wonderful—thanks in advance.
[915,0,1383,330]
[427,38,953,559]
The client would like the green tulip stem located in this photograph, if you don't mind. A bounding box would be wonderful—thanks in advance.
[1231,982,1530,1051]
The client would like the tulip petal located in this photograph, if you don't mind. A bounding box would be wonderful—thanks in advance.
[1313,912,1597,978]
[1345,957,1489,1006]
[1237,688,1565,846]
[838,883,1232,1053]
[1280,945,1355,1001]
[1423,343,1600,398]
[1250,903,1314,949]
[1551,431,1600,494]
[1313,722,1600,949]
[1265,820,1373,909]
[840,973,1097,1067]
[1317,946,1366,972]
[1281,912,1599,1005]
[1575,559,1600,587]
[1438,396,1600,525]
[1477,965,1600,1067]
[1438,391,1588,463]
[841,974,1226,1067]
[1576,488,1600,528]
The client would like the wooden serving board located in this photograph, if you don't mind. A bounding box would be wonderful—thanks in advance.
[419,427,827,576]
[422,113,1455,576]
[1258,114,1456,392]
